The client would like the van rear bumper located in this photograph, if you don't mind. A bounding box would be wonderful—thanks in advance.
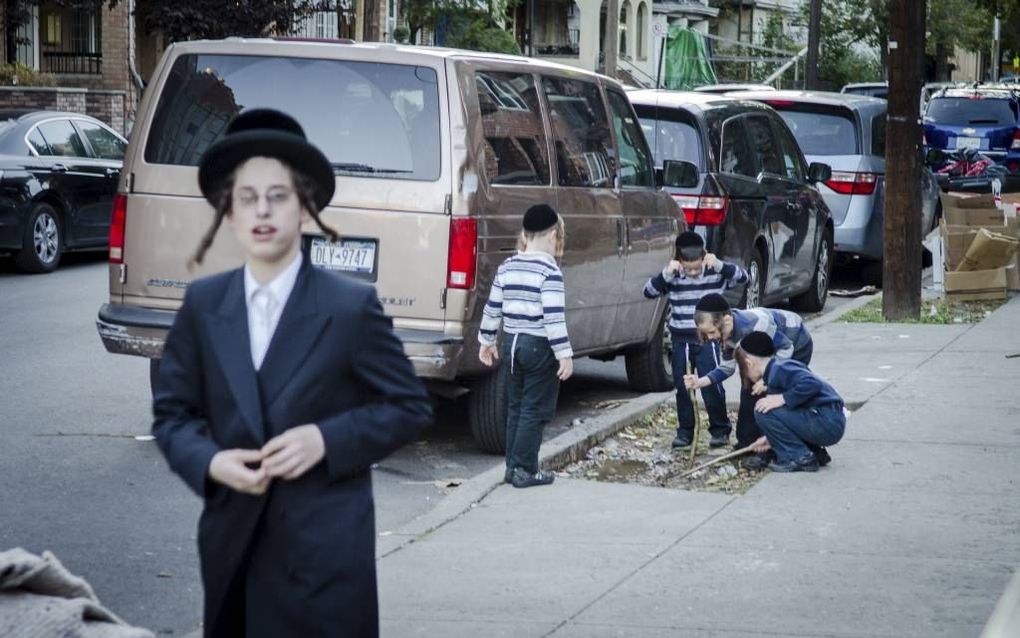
[96,303,464,378]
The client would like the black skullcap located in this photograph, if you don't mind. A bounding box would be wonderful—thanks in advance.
[523,204,559,232]
[740,331,775,357]
[675,231,705,252]
[695,293,731,314]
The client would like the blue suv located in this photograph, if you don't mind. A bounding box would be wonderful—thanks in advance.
[923,88,1020,173]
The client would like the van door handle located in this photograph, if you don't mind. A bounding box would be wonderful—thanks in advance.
[50,163,67,173]
[104,167,119,177]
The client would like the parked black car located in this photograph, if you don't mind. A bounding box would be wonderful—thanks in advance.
[0,110,127,273]
[629,90,834,311]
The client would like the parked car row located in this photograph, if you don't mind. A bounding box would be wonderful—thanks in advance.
[922,85,1020,174]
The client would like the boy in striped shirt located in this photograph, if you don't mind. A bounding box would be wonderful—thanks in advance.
[478,204,573,489]
[643,232,748,450]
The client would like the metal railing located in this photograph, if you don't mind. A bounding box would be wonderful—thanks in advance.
[41,52,102,75]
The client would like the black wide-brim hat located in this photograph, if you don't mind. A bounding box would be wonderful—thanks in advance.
[198,108,335,211]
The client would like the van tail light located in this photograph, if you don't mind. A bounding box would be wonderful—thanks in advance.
[109,193,127,264]
[447,217,477,289]
[1011,130,1020,150]
[824,171,878,195]
[673,194,729,226]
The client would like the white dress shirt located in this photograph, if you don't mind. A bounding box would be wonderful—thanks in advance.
[244,252,303,371]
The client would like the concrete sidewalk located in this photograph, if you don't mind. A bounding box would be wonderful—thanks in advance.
[377,296,1020,637]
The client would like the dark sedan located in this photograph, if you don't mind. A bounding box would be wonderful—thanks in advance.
[0,110,126,273]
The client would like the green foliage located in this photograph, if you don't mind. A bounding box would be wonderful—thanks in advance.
[805,0,885,88]
[446,21,521,55]
[840,297,1004,324]
[392,25,410,44]
[0,63,56,87]
[404,0,521,54]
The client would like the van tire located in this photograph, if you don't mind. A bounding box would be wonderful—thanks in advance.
[791,232,832,313]
[625,313,673,392]
[468,365,508,454]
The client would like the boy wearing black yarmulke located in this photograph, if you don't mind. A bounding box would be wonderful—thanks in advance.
[642,231,748,449]
[734,332,845,472]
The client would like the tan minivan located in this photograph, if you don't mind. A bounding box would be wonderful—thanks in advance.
[96,38,684,451]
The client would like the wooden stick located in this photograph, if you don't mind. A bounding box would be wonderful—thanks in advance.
[674,444,757,479]
[686,358,701,469]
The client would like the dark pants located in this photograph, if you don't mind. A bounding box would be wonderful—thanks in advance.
[503,333,560,474]
[755,403,845,463]
[736,341,814,449]
[672,339,730,438]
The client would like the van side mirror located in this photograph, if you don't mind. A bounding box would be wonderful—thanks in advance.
[661,160,699,189]
[807,162,832,183]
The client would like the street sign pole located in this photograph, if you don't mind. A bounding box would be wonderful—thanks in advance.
[883,0,926,320]
[805,0,822,89]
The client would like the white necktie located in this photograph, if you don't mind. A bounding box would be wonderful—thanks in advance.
[252,288,277,370]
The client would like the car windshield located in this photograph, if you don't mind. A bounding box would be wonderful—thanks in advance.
[145,54,441,181]
[772,107,858,155]
[925,97,1017,126]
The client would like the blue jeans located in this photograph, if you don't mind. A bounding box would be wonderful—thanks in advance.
[672,339,730,438]
[503,334,560,474]
[736,344,814,449]
[755,403,845,463]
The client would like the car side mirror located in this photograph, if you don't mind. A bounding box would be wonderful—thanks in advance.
[661,160,699,189]
[808,162,832,183]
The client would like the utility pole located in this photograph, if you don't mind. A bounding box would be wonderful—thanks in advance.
[883,0,925,320]
[805,0,822,89]
[992,16,1001,82]
[604,0,620,77]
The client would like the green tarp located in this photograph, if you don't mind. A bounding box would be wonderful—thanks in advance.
[663,26,717,90]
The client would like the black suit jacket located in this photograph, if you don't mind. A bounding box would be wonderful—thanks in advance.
[152,260,432,637]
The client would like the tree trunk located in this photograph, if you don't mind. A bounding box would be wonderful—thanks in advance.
[363,0,383,42]
[883,0,925,321]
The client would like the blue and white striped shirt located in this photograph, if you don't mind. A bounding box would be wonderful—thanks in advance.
[643,261,749,343]
[478,251,573,360]
[706,307,813,385]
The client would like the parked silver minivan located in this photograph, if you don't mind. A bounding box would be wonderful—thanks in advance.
[95,39,684,451]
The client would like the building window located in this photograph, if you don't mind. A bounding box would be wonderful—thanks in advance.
[534,0,580,57]
[637,2,647,60]
[38,2,102,75]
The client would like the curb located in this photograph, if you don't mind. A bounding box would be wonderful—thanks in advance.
[375,293,878,559]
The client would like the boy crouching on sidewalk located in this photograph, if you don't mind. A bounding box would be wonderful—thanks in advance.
[735,332,845,472]
[643,232,748,450]
[478,204,573,488]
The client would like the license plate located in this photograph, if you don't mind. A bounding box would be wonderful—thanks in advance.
[956,136,982,150]
[309,237,377,276]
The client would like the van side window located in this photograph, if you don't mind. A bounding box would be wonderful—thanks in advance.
[744,115,786,178]
[541,76,614,188]
[771,118,806,182]
[719,118,756,178]
[475,72,550,186]
[606,89,654,187]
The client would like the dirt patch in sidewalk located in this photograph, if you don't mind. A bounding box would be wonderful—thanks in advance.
[840,297,1006,324]
[558,405,768,495]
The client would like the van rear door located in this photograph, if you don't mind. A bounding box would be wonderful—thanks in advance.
[122,46,451,328]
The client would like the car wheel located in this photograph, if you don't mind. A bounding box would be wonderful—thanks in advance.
[15,203,63,273]
[741,250,765,309]
[467,363,508,454]
[625,311,673,392]
[791,232,832,313]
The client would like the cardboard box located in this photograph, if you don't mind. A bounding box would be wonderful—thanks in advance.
[940,191,1005,227]
[944,268,1008,301]
[956,228,1019,272]
[941,220,1020,270]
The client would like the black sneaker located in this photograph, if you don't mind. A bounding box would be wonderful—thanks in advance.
[511,468,556,488]
[504,467,514,484]
[769,453,820,473]
[815,448,832,467]
[742,451,774,471]
[709,435,730,448]
[671,435,692,449]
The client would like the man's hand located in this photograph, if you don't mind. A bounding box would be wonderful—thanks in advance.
[754,394,786,414]
[261,424,326,481]
[479,344,499,367]
[703,253,720,270]
[683,374,709,390]
[751,379,768,396]
[749,435,771,453]
[667,260,681,275]
[208,449,270,495]
[557,357,574,381]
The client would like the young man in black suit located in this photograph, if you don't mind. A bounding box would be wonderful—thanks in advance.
[152,109,432,637]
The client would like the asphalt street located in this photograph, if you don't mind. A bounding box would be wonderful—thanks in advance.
[0,251,861,634]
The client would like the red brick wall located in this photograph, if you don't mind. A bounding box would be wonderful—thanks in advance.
[0,87,127,134]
